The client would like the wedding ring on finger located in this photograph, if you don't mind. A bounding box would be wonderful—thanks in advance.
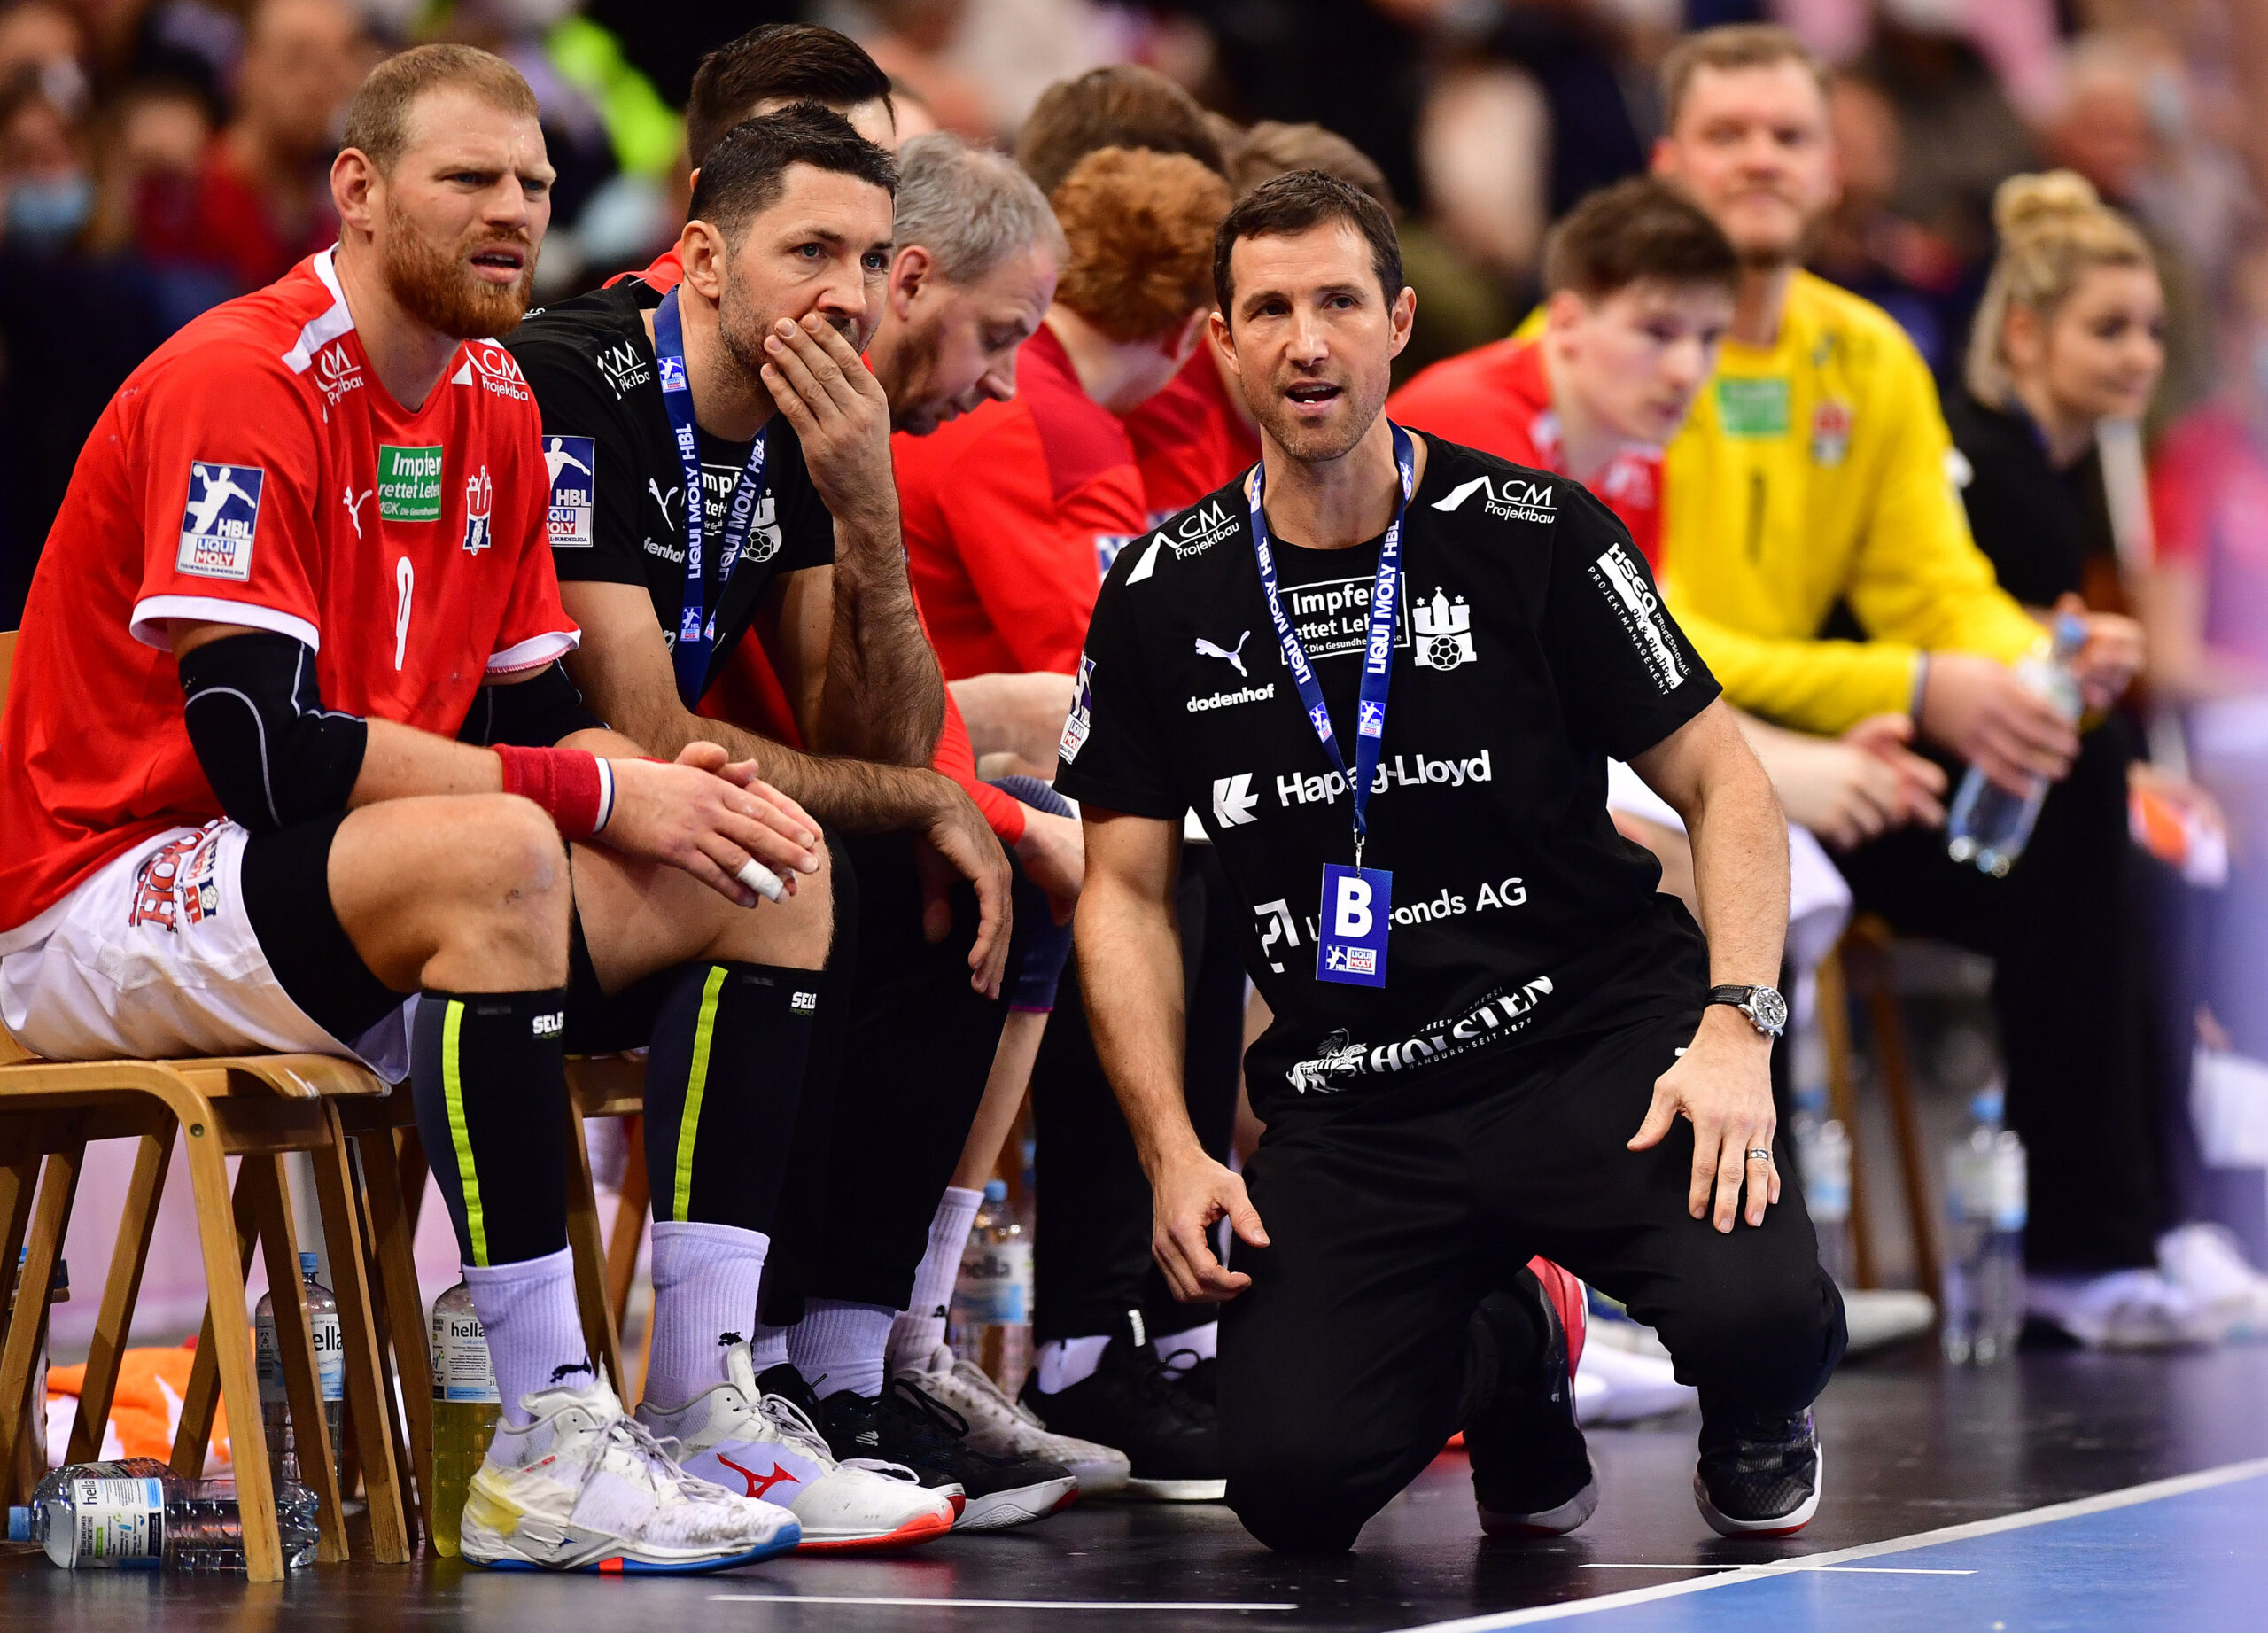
[735,858,786,903]
[1746,1149,1774,1164]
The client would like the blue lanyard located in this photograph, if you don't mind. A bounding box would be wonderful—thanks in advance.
[1247,422,1418,865]
[653,287,770,708]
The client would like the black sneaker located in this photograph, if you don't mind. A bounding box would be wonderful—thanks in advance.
[1465,1272,1598,1536]
[1019,1311,1224,1502]
[1694,1404,1821,1537]
[756,1362,967,1518]
[1153,1334,1216,1406]
[812,1373,1076,1532]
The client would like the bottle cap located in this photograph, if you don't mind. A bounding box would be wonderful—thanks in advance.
[1971,1084,2006,1124]
[299,1251,320,1277]
[983,1178,1007,1203]
[7,1505,28,1543]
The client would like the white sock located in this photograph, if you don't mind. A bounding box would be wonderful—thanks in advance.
[887,1186,983,1377]
[462,1247,587,1427]
[748,1321,793,1373]
[1035,1334,1112,1395]
[1155,1319,1217,1365]
[788,1299,896,1399]
[644,1219,769,1409]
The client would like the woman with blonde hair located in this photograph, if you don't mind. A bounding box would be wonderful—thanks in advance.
[1946,170,2249,1348]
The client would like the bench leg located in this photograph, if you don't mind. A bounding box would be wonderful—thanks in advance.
[355,1117,434,1551]
[312,1106,409,1563]
[245,1153,348,1565]
[0,1139,82,1505]
[563,1103,624,1396]
[183,1129,283,1582]
[67,1127,175,1463]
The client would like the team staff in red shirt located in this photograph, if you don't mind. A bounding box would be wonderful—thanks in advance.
[896,145,1229,681]
[0,47,827,1573]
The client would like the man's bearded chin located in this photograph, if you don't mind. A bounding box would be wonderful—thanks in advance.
[382,206,535,339]
[1256,370,1387,465]
[718,263,866,385]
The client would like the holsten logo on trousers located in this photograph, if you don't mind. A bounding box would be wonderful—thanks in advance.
[1285,976,1555,1094]
[1277,750,1493,806]
[1433,473,1557,524]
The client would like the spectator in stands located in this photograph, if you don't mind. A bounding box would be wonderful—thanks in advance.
[895,141,1233,1501]
[1651,26,2173,1341]
[138,0,360,292]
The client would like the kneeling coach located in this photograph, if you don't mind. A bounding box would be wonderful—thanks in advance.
[1055,171,1847,1553]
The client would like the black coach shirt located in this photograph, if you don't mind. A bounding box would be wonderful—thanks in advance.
[1053,433,1719,1116]
[505,279,835,694]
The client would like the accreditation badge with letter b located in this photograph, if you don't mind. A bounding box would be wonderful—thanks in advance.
[1317,863,1392,987]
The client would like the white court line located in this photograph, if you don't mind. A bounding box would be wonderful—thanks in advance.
[710,1597,1299,1613]
[1581,1564,1975,1575]
[1398,1453,2268,1631]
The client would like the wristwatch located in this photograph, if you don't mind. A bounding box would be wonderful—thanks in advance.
[1707,984,1788,1038]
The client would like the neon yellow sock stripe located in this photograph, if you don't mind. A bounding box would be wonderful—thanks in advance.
[440,999,489,1266]
[673,966,729,1220]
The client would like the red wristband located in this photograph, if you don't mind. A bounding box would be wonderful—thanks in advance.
[495,745,613,841]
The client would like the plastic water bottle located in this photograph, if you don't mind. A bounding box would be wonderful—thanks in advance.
[427,1280,499,1558]
[1805,1117,1855,1289]
[951,1179,1034,1396]
[1942,1084,2029,1364]
[253,1252,343,1494]
[1946,613,2089,876]
[7,1458,318,1570]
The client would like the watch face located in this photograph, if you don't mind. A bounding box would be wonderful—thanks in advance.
[1751,987,1790,1033]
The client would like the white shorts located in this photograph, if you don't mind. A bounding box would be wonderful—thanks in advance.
[0,821,410,1079]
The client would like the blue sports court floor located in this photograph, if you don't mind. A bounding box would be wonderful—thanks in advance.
[6,1341,2264,1630]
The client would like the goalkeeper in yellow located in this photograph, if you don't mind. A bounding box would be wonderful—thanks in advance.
[1639,25,2172,1334]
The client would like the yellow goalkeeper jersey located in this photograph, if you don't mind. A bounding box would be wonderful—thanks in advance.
[1659,271,2040,735]
[1512,271,2039,734]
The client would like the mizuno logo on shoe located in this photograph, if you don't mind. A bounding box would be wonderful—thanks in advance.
[716,1453,801,1500]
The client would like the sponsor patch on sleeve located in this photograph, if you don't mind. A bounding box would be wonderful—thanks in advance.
[543,436,596,548]
[1588,541,1688,693]
[1059,654,1096,762]
[175,462,265,580]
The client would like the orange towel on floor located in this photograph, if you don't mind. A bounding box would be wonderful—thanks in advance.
[45,1344,233,1471]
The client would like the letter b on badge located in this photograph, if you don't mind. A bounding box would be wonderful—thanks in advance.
[1317,862,1391,988]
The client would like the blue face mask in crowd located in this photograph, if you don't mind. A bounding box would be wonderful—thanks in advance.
[6,171,91,250]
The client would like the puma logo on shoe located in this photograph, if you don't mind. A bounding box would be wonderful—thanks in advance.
[718,1332,744,1347]
[716,1453,801,1500]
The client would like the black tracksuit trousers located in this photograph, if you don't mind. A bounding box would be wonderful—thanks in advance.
[1218,1009,1846,1553]
[761,832,1027,1318]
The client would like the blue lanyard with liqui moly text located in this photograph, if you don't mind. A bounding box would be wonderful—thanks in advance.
[1247,421,1418,987]
[653,286,770,708]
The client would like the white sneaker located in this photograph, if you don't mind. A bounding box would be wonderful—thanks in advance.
[2028,1267,2219,1349]
[1841,1287,1937,1356]
[2159,1224,2268,1341]
[897,1344,1130,1497]
[461,1369,800,1572]
[1576,1341,1698,1425]
[637,1343,956,1554]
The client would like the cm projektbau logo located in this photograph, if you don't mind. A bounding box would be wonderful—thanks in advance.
[1432,473,1557,524]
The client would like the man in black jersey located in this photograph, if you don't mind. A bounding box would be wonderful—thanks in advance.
[1056,172,1847,1553]
[506,105,1085,1532]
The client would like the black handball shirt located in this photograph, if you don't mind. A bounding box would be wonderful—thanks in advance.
[505,277,835,696]
[1053,432,1720,1116]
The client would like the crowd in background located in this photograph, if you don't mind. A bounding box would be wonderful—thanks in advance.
[4,0,2268,1311]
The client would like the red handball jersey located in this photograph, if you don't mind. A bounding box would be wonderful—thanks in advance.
[0,249,576,944]
[896,323,1144,680]
[1122,347,1261,526]
[1388,337,1664,569]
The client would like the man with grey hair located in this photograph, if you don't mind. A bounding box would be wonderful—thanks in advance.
[867,131,1066,436]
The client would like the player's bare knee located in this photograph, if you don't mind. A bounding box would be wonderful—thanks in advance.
[447,797,572,969]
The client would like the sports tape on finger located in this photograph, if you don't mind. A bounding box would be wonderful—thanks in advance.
[735,858,785,902]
